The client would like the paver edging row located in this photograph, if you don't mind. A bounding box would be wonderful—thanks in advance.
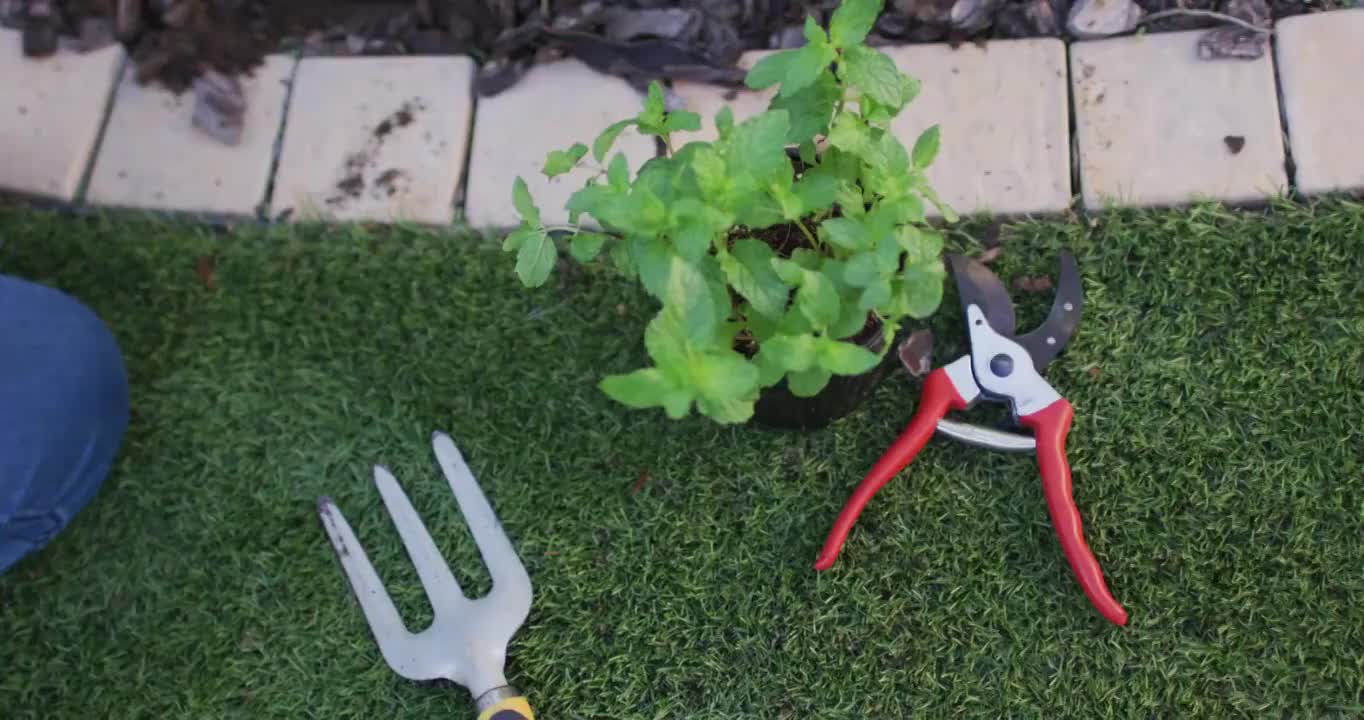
[1,8,1361,229]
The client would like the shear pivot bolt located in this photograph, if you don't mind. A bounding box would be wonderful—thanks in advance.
[990,353,1013,377]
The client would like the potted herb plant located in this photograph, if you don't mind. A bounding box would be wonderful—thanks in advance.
[502,0,957,429]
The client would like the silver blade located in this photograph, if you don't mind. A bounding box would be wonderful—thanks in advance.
[372,464,466,610]
[316,496,431,680]
[431,432,533,625]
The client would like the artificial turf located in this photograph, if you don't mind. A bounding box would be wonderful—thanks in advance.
[0,200,1361,718]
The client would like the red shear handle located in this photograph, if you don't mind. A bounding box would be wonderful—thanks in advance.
[1019,399,1129,626]
[813,366,968,571]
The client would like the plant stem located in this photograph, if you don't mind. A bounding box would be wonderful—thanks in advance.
[795,218,819,248]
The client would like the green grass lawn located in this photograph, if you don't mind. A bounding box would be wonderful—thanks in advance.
[1,200,1361,718]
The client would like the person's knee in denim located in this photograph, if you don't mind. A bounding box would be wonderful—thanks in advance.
[1,274,130,576]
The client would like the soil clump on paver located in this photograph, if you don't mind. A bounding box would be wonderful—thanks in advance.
[2,0,1348,97]
[323,97,424,209]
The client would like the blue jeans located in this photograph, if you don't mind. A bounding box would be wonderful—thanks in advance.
[0,274,129,576]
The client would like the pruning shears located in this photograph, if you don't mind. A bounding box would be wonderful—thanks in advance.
[813,250,1130,627]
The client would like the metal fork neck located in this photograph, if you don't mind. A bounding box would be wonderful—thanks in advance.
[476,685,524,712]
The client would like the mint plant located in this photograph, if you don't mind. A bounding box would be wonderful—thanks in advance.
[502,0,955,424]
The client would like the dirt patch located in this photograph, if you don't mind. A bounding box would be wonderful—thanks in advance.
[323,97,424,208]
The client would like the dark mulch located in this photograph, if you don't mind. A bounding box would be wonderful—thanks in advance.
[1,0,1352,95]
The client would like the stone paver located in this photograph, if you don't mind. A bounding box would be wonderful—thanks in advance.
[463,58,657,230]
[884,38,1072,218]
[85,55,296,217]
[1274,8,1364,196]
[0,29,124,201]
[1070,30,1288,210]
[269,55,475,225]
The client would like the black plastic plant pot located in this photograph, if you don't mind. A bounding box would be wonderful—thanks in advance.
[749,321,901,431]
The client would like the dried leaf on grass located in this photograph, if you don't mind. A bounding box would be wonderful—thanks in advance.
[1012,275,1053,293]
[196,255,215,289]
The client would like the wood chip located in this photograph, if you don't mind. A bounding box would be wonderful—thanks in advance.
[897,329,934,377]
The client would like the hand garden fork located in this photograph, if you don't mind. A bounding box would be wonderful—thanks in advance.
[317,431,536,719]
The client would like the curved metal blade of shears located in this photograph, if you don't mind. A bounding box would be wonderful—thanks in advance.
[1014,250,1083,373]
[946,253,1015,337]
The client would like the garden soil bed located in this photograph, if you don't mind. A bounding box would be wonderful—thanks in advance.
[2,0,1350,96]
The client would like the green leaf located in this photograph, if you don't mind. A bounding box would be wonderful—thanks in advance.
[859,278,892,310]
[673,222,714,263]
[768,70,839,145]
[511,176,540,226]
[840,46,912,111]
[796,272,840,330]
[834,181,867,218]
[696,396,755,424]
[912,125,940,169]
[594,119,636,163]
[664,111,702,133]
[638,81,667,132]
[875,228,904,272]
[689,352,760,401]
[819,217,870,252]
[794,172,838,214]
[829,0,882,48]
[817,336,881,375]
[502,226,531,252]
[606,152,632,190]
[869,195,926,233]
[787,366,833,397]
[690,146,728,198]
[758,333,818,374]
[633,237,673,300]
[732,192,787,230]
[723,240,790,319]
[740,300,774,339]
[715,106,735,139]
[543,143,588,177]
[569,232,608,262]
[610,242,634,277]
[781,18,837,98]
[669,198,729,262]
[831,301,871,338]
[843,251,882,287]
[745,49,797,90]
[644,310,689,371]
[638,246,724,345]
[827,113,873,159]
[871,130,912,178]
[790,248,823,270]
[896,259,947,318]
[898,226,943,263]
[514,230,556,287]
[770,181,804,221]
[729,110,793,186]
[599,369,693,418]
[922,184,958,222]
